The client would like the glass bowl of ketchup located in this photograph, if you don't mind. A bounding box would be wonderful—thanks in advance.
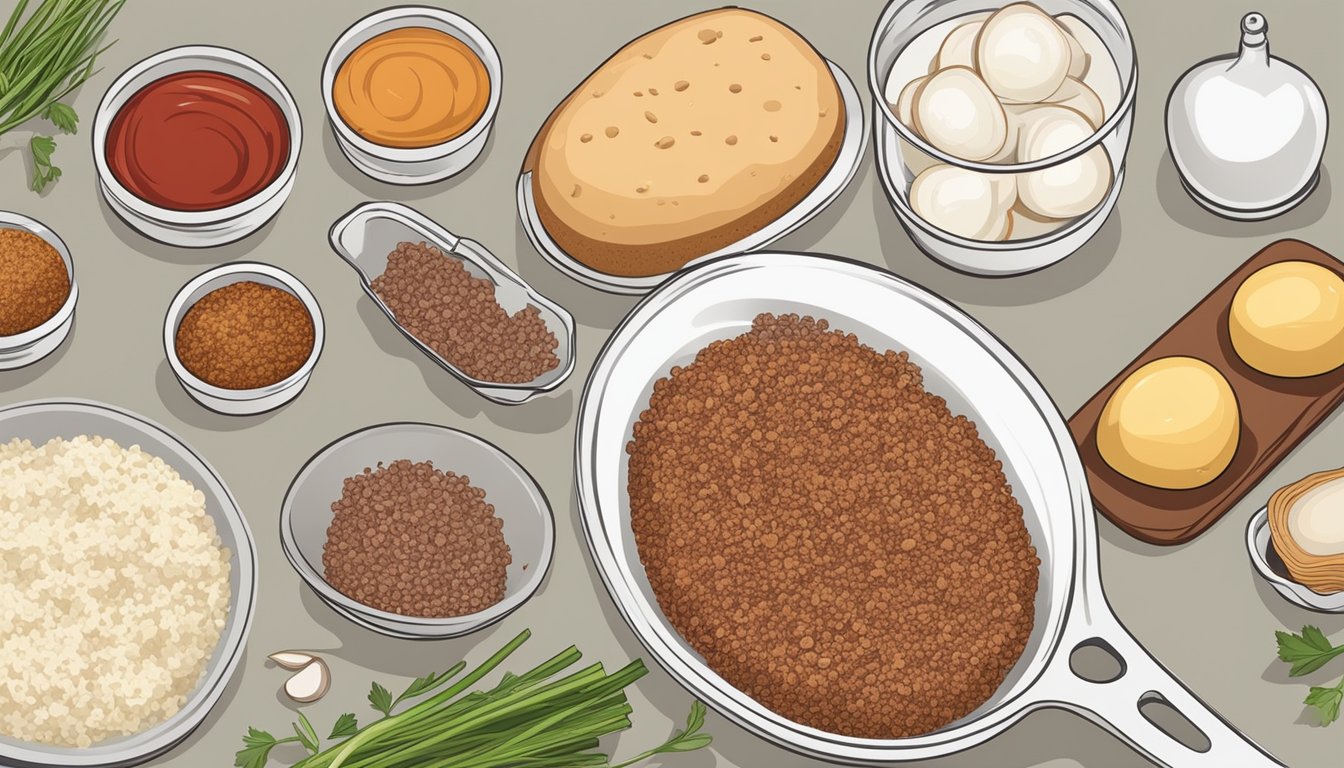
[93,46,301,248]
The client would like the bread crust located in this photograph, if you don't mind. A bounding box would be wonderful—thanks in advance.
[524,8,844,278]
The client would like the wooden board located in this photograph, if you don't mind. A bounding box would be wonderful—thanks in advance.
[1069,239,1344,545]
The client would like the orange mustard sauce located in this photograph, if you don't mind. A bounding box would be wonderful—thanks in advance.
[333,27,491,149]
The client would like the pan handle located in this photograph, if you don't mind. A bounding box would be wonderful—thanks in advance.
[1029,606,1284,767]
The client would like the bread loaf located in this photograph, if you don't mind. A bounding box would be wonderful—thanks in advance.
[525,8,844,277]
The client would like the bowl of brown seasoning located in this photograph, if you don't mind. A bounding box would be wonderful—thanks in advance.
[0,212,77,370]
[164,262,322,415]
[280,422,554,639]
[329,201,575,404]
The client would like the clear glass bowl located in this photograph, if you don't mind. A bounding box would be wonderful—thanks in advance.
[868,0,1137,276]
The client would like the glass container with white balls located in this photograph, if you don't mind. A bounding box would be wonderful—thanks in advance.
[869,0,1136,276]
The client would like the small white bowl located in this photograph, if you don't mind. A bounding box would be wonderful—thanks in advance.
[1247,507,1344,612]
[0,212,77,370]
[280,423,554,639]
[322,7,502,185]
[93,46,302,248]
[164,263,323,416]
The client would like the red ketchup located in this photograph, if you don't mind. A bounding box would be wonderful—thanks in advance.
[105,71,290,212]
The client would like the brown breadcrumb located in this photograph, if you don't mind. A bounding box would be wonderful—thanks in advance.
[0,228,69,336]
[627,313,1040,738]
[370,241,560,384]
[322,459,511,618]
[174,281,314,390]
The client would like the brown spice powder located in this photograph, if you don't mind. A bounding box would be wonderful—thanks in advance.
[0,229,69,336]
[627,313,1040,738]
[175,281,314,390]
[322,459,511,618]
[370,242,560,384]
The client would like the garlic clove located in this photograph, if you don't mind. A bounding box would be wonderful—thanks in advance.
[933,21,983,72]
[1043,77,1104,130]
[284,658,332,704]
[975,3,1071,103]
[913,66,1008,161]
[911,164,1009,241]
[268,650,317,671]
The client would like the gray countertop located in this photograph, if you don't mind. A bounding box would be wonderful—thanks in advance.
[0,0,1340,766]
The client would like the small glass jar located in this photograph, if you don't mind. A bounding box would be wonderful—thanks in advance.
[868,0,1137,276]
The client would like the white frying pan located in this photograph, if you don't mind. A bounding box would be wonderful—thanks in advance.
[575,253,1282,766]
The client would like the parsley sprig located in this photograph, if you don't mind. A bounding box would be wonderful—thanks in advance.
[1276,625,1344,725]
[0,0,125,192]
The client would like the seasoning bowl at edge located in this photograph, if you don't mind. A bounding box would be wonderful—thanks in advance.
[280,423,555,639]
[92,46,302,248]
[322,7,502,185]
[164,263,323,416]
[0,212,77,370]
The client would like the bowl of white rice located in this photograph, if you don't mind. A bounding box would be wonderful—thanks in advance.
[0,399,256,767]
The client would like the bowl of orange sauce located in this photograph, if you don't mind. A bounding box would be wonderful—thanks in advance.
[322,7,501,185]
[92,46,301,248]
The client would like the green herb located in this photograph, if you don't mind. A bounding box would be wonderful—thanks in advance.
[28,134,57,192]
[1305,679,1344,726]
[1277,626,1344,677]
[293,713,320,754]
[236,728,297,768]
[610,700,713,768]
[327,714,358,740]
[1276,625,1344,727]
[238,629,713,768]
[0,0,126,192]
[366,681,393,717]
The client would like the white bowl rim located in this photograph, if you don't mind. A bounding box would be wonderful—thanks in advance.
[866,0,1140,173]
[92,45,302,225]
[0,211,78,349]
[163,262,325,402]
[321,6,502,162]
[279,421,556,630]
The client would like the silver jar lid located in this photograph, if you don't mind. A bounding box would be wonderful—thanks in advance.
[1165,12,1327,220]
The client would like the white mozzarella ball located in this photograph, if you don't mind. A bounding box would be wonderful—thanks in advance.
[989,172,1018,210]
[934,20,983,71]
[975,3,1072,103]
[1043,77,1104,129]
[1017,105,1110,218]
[913,66,1008,161]
[1015,104,1093,161]
[891,75,926,129]
[1062,23,1090,79]
[910,164,1011,241]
